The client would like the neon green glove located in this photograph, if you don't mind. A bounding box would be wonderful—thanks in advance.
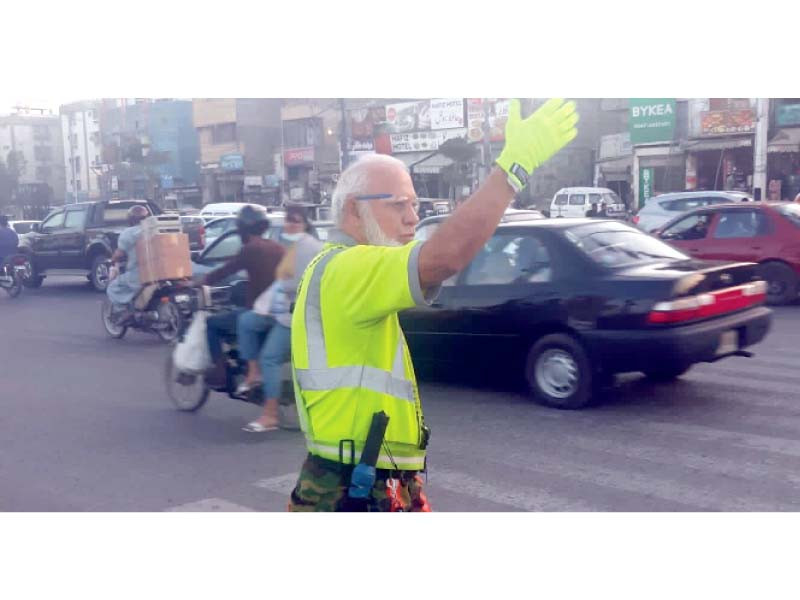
[496,98,579,192]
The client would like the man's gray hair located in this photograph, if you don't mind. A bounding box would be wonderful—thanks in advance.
[331,154,408,226]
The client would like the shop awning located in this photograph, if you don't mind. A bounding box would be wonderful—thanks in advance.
[596,156,632,175]
[683,137,752,152]
[396,152,455,174]
[768,128,800,153]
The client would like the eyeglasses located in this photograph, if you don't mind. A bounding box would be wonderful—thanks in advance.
[353,194,420,214]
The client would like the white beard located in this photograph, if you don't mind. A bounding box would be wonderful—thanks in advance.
[357,203,402,247]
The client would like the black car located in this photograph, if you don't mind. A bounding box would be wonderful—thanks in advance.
[399,216,772,409]
[18,200,162,291]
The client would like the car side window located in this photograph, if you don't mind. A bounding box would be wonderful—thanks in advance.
[64,208,88,230]
[554,194,568,206]
[204,233,242,261]
[713,211,770,239]
[41,211,65,231]
[464,233,552,286]
[569,194,586,206]
[661,213,714,241]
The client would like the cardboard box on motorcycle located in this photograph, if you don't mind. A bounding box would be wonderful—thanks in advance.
[136,232,192,284]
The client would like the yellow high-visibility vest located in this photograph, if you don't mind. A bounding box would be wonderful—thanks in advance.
[291,230,433,471]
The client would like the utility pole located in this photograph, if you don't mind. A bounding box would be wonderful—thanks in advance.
[480,98,493,184]
[339,98,349,171]
[753,98,769,201]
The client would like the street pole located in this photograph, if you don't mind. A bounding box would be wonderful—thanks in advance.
[753,98,769,201]
[480,99,492,184]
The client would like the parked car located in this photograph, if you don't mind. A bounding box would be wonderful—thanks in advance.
[656,202,800,305]
[417,198,451,219]
[634,191,752,233]
[17,200,161,291]
[9,220,40,235]
[399,215,771,409]
[179,215,206,256]
[550,187,626,219]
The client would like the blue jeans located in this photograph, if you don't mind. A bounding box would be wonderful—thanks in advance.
[236,310,275,361]
[206,309,245,362]
[259,322,291,399]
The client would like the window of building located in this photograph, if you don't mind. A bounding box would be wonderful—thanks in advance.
[212,123,237,145]
[283,118,322,148]
[34,146,53,161]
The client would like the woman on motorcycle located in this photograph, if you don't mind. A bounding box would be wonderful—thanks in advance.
[237,206,323,432]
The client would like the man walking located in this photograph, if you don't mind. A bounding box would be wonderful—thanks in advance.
[288,98,579,511]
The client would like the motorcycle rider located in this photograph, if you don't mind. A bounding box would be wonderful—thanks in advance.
[106,205,149,322]
[200,206,285,388]
[0,215,20,271]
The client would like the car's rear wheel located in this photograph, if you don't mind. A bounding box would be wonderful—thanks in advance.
[758,261,798,306]
[525,333,593,409]
[643,364,692,382]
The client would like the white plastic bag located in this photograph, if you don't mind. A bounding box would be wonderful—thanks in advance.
[172,311,212,373]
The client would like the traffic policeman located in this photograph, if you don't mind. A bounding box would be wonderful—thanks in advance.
[288,99,579,511]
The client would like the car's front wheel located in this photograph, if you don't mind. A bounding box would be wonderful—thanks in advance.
[525,333,594,409]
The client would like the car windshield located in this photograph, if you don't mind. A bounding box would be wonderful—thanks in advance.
[776,203,800,228]
[554,194,568,206]
[565,224,689,268]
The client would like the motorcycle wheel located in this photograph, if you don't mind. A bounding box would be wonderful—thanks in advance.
[164,352,210,412]
[155,300,184,343]
[101,298,127,339]
[3,272,22,298]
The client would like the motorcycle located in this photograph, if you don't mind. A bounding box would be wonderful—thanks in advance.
[101,260,193,343]
[162,282,297,427]
[0,255,31,298]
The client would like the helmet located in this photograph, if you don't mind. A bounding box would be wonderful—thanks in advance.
[236,205,270,239]
[127,205,149,226]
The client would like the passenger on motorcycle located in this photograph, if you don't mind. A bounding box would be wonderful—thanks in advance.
[0,216,21,270]
[106,205,149,322]
[200,206,285,388]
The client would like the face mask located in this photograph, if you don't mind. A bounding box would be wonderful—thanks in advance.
[281,232,303,242]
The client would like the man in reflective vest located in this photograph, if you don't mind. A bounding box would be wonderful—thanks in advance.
[289,99,579,511]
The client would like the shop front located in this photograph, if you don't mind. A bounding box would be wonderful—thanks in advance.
[633,145,686,209]
[767,100,800,201]
[595,132,633,209]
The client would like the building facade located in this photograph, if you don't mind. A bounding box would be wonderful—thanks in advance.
[0,110,66,214]
[193,99,282,206]
[60,100,103,203]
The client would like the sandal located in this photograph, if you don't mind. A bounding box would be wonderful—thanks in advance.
[236,380,263,395]
[242,420,279,433]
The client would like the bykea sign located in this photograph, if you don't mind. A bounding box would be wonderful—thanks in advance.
[629,99,676,144]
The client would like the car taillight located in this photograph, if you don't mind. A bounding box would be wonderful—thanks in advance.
[647,281,767,325]
[199,226,206,247]
[632,215,640,225]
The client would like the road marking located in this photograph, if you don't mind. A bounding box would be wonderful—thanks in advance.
[254,473,300,494]
[429,470,596,511]
[165,498,256,512]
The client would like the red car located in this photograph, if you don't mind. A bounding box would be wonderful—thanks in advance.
[656,202,800,305]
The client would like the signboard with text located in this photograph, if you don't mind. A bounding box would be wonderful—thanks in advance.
[629,99,676,144]
[389,128,467,153]
[777,104,800,127]
[220,153,244,171]
[700,109,755,136]
[466,98,509,143]
[639,167,654,203]
[429,98,465,130]
[283,147,315,166]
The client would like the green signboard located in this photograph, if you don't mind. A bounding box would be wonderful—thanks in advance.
[639,167,654,205]
[629,99,676,144]
[777,104,800,127]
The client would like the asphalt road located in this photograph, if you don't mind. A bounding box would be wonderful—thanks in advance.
[2,276,800,512]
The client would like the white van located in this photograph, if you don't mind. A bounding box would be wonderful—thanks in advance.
[199,202,268,223]
[550,187,625,219]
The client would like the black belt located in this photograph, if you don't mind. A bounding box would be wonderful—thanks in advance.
[307,453,419,482]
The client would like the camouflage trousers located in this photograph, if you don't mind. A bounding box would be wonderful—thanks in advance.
[288,454,432,512]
